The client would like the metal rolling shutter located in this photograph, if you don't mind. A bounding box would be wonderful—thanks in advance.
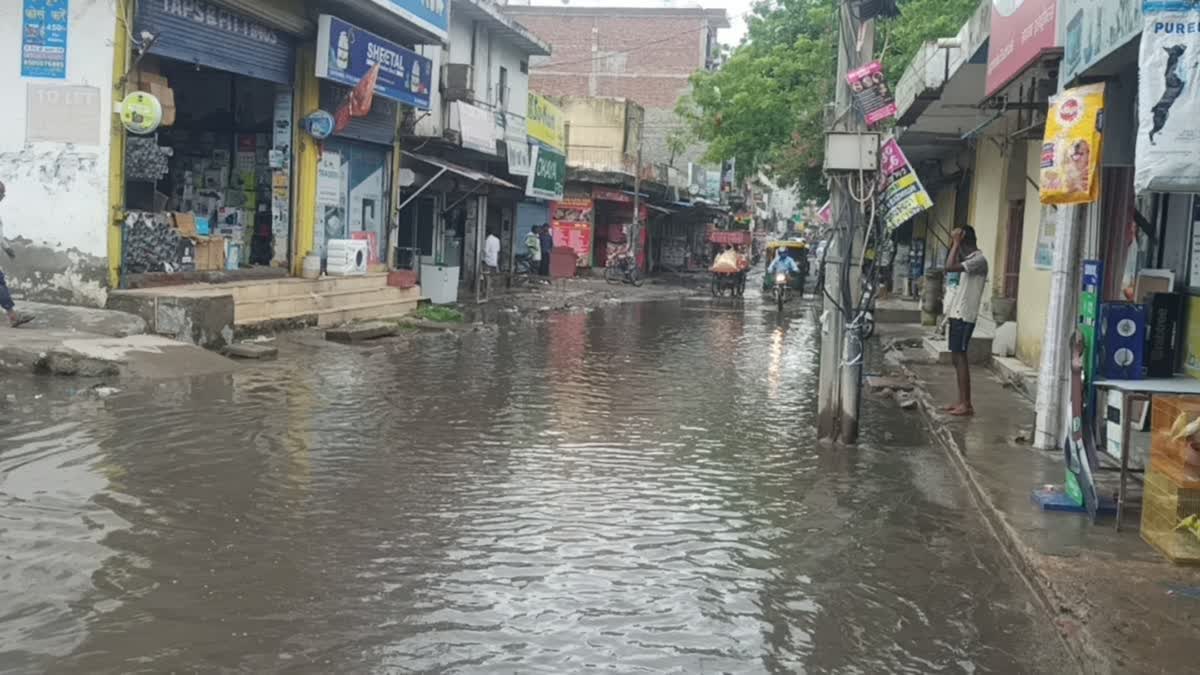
[319,82,398,147]
[136,1,296,85]
[210,0,311,36]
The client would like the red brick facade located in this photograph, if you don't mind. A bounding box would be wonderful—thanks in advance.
[505,8,723,110]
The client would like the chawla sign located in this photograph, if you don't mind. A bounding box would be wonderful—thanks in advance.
[527,146,566,201]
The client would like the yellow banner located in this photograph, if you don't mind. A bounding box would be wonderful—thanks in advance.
[527,93,564,151]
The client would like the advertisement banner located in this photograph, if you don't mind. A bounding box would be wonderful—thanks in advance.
[1034,205,1057,269]
[1061,0,1142,83]
[376,0,449,43]
[592,186,632,203]
[21,0,69,79]
[987,0,1058,96]
[878,139,933,232]
[452,101,497,155]
[552,197,594,264]
[528,93,565,151]
[847,61,896,126]
[506,141,531,176]
[1040,83,1104,205]
[1135,1,1200,194]
[526,145,566,201]
[316,152,345,256]
[316,15,432,110]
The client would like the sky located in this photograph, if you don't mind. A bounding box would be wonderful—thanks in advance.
[519,0,756,46]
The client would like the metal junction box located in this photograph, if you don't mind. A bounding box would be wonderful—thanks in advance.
[824,132,879,172]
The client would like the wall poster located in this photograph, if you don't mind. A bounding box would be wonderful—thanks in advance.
[1135,1,1200,194]
[21,0,69,79]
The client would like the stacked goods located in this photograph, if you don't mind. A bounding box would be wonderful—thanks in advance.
[125,137,172,181]
[123,212,186,274]
[1142,395,1200,563]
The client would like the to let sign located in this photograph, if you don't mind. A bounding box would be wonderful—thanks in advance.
[527,146,566,201]
[315,15,433,110]
[26,84,100,145]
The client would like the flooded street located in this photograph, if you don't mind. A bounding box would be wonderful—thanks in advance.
[1,297,1071,673]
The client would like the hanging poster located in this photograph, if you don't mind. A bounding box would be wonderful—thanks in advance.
[847,61,897,126]
[1040,83,1105,205]
[878,138,933,232]
[21,0,69,79]
[551,196,594,265]
[316,152,344,256]
[1034,206,1058,269]
[315,15,433,110]
[1135,1,1200,194]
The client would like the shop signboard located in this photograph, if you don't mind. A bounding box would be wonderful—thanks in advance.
[551,196,594,264]
[1061,0,1142,83]
[592,186,632,203]
[1135,1,1200,194]
[506,141,531,176]
[527,145,566,201]
[21,0,69,79]
[451,101,497,155]
[527,94,565,151]
[878,138,933,232]
[371,0,449,44]
[136,0,295,85]
[987,0,1058,96]
[705,170,721,199]
[315,15,432,110]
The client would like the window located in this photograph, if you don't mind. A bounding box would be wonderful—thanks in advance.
[498,66,508,109]
[519,60,528,74]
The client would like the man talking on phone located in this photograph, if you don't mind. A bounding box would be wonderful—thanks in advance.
[942,225,988,416]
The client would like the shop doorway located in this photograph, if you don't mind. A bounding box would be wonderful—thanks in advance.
[321,140,391,265]
[1003,200,1024,299]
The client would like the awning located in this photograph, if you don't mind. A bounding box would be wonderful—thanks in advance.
[402,152,519,190]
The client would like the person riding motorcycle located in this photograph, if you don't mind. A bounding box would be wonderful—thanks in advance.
[768,249,799,280]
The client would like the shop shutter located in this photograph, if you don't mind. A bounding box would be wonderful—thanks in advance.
[211,0,311,36]
[320,82,398,147]
[137,1,296,86]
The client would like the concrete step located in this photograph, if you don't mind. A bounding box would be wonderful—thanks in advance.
[234,286,411,324]
[991,356,1039,399]
[315,298,420,327]
[924,334,993,366]
[228,273,391,303]
[873,299,921,324]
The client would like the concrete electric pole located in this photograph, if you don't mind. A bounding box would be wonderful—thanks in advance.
[817,2,875,443]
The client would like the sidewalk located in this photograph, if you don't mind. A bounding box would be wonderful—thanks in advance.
[0,301,234,378]
[891,338,1199,674]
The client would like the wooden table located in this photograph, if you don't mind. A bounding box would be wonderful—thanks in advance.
[1094,377,1200,531]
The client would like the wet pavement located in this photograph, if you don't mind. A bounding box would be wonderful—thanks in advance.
[1,294,1073,673]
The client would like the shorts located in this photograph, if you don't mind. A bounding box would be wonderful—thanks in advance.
[948,318,975,354]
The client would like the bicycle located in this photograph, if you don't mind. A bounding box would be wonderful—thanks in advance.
[605,254,643,287]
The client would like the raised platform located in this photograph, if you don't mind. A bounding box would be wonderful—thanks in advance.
[924,334,994,366]
[109,273,421,348]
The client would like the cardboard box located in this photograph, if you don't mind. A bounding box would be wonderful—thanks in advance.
[173,212,197,238]
[194,237,227,271]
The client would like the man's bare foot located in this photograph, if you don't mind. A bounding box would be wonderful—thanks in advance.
[8,312,33,328]
[941,403,961,411]
[947,404,975,417]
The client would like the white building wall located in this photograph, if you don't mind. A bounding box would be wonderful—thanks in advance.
[0,1,115,306]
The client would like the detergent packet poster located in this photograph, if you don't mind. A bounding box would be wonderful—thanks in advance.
[1040,83,1105,205]
[1135,1,1200,194]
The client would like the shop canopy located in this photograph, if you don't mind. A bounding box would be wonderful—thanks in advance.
[398,151,520,213]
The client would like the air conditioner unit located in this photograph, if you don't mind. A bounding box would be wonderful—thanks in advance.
[442,63,474,102]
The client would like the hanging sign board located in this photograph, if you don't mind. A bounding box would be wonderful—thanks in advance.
[1135,1,1200,194]
[1040,83,1105,205]
[120,92,163,135]
[847,61,896,127]
[878,138,933,232]
[526,145,566,201]
[505,141,531,176]
[315,15,433,110]
[527,94,565,151]
[21,0,69,79]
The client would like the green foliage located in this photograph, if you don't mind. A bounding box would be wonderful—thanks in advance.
[681,0,980,200]
[415,305,464,323]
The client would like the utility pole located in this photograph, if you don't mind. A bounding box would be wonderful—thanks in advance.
[631,131,643,265]
[817,1,874,443]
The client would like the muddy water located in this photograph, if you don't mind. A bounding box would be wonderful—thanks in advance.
[0,299,1070,673]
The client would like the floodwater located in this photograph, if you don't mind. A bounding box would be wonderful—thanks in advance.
[0,296,1072,674]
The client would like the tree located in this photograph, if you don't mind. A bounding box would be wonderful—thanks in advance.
[681,0,979,200]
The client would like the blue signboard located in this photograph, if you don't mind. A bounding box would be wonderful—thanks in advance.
[315,15,433,111]
[376,0,449,42]
[21,0,69,79]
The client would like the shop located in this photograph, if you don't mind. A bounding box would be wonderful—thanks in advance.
[650,203,729,272]
[312,14,433,267]
[590,185,647,270]
[119,0,300,278]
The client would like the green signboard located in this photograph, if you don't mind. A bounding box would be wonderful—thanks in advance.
[526,145,565,201]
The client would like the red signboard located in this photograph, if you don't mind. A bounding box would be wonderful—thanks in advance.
[592,186,632,203]
[551,197,594,264]
[986,0,1057,97]
[707,229,750,246]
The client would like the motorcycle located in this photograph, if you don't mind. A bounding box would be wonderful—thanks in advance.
[772,272,790,312]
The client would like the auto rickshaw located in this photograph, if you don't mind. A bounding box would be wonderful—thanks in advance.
[761,240,810,293]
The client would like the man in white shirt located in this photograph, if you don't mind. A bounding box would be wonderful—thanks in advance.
[943,225,988,416]
[0,180,33,328]
[483,229,501,274]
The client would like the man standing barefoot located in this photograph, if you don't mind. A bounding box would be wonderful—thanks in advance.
[942,225,988,416]
[0,180,34,328]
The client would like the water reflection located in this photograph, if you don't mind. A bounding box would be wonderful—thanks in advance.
[0,301,1068,673]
